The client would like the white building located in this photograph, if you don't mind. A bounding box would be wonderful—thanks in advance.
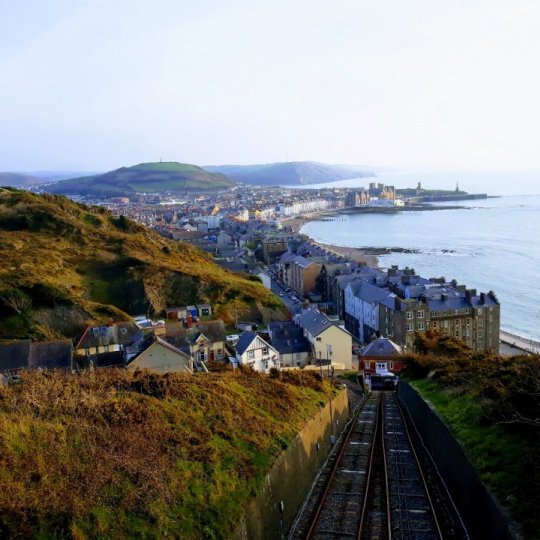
[277,198,332,216]
[235,332,280,373]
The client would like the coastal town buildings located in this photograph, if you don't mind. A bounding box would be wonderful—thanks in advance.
[234,332,280,373]
[344,266,500,354]
[294,308,353,370]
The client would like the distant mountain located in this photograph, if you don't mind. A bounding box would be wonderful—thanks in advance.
[203,161,376,186]
[25,170,104,182]
[0,172,45,188]
[45,162,235,197]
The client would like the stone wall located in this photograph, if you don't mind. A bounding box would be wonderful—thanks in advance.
[235,387,351,539]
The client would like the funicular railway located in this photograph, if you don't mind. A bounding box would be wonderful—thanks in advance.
[293,389,462,540]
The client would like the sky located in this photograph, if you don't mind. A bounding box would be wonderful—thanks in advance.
[1,0,540,176]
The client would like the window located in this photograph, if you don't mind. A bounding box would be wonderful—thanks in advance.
[431,321,438,329]
[477,308,483,316]
[262,347,269,355]
[455,331,459,337]
[455,319,460,326]
[417,310,424,319]
[316,337,321,341]
[406,311,413,320]
[247,350,254,360]
[418,322,425,331]
[407,323,414,332]
[466,318,471,326]
[443,320,449,328]
[217,348,223,359]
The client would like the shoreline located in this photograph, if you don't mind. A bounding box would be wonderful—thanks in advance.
[282,215,540,351]
[282,214,380,267]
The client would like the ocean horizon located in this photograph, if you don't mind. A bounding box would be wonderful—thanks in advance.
[291,168,540,197]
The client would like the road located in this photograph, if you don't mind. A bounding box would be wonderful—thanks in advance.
[269,275,303,315]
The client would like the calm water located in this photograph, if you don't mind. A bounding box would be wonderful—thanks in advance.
[301,195,540,341]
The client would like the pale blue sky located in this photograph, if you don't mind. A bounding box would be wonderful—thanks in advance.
[1,0,539,172]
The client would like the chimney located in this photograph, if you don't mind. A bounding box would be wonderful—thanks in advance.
[388,267,397,277]
[480,292,486,304]
[394,297,402,311]
[186,313,193,328]
[402,275,410,285]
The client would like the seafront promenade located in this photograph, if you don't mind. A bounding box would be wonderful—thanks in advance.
[500,330,540,355]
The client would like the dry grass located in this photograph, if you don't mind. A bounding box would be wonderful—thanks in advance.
[0,368,333,539]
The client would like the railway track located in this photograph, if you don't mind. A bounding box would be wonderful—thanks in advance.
[294,391,447,540]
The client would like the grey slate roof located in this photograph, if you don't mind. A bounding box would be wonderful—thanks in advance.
[295,308,334,337]
[235,332,259,356]
[361,338,402,357]
[0,340,31,371]
[28,340,73,370]
[268,321,310,354]
[353,280,392,304]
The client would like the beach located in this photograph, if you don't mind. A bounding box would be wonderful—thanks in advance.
[281,215,379,267]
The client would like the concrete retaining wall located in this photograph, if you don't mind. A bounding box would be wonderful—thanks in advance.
[235,388,351,540]
[398,382,514,540]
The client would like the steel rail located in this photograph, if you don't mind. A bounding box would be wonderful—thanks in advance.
[396,396,444,540]
[382,394,392,539]
[357,393,383,538]
[305,392,376,540]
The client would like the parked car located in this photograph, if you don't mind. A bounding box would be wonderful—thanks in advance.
[226,334,240,343]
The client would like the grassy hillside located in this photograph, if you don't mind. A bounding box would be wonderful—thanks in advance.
[0,188,283,339]
[0,172,44,188]
[0,368,336,539]
[204,161,375,186]
[45,162,235,197]
[403,333,540,539]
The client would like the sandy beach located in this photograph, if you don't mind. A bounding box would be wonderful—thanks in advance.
[282,215,379,267]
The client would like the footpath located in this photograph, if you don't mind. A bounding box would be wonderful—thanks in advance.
[500,329,540,355]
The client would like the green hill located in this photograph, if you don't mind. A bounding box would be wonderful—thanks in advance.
[204,161,375,186]
[45,162,235,197]
[0,188,282,340]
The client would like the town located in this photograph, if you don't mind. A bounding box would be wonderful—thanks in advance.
[1,181,500,385]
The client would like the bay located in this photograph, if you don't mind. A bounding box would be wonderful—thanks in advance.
[300,195,540,342]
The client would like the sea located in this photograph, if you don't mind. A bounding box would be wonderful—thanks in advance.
[297,171,540,342]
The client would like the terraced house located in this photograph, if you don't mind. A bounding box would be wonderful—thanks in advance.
[345,266,500,354]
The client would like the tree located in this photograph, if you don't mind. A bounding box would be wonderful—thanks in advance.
[1,289,32,314]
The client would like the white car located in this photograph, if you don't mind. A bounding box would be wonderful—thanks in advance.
[226,334,240,343]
